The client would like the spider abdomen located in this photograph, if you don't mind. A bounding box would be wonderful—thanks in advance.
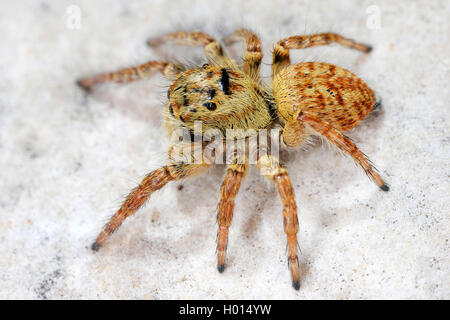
[273,62,376,131]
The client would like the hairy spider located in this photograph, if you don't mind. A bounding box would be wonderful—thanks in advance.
[77,29,389,290]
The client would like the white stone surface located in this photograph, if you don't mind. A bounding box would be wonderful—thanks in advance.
[0,0,448,299]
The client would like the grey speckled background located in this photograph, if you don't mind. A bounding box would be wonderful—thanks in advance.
[0,0,448,299]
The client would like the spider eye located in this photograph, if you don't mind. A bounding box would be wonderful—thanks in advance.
[203,102,217,111]
[202,63,209,68]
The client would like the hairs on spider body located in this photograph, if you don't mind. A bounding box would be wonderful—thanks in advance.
[77,29,389,291]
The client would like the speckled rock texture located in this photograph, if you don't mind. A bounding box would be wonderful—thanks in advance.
[0,0,448,299]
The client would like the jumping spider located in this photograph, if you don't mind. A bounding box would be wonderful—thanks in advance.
[78,30,389,290]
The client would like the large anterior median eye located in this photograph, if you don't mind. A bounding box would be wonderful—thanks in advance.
[203,102,216,111]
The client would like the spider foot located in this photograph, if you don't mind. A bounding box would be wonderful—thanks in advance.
[292,280,300,291]
[217,264,225,273]
[380,184,390,192]
[91,242,100,252]
[76,79,92,93]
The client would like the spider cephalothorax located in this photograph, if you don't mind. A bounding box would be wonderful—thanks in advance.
[78,29,388,290]
[167,64,273,133]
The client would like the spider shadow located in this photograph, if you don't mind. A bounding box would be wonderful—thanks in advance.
[82,79,170,128]
[84,64,388,281]
[296,105,387,195]
[140,166,227,258]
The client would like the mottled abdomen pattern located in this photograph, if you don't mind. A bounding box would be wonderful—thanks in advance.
[273,62,375,131]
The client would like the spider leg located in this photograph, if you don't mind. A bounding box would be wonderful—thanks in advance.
[257,155,300,290]
[282,119,307,148]
[77,61,185,92]
[148,31,229,65]
[92,162,210,251]
[223,29,262,79]
[298,111,389,191]
[272,33,372,75]
[216,163,248,273]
